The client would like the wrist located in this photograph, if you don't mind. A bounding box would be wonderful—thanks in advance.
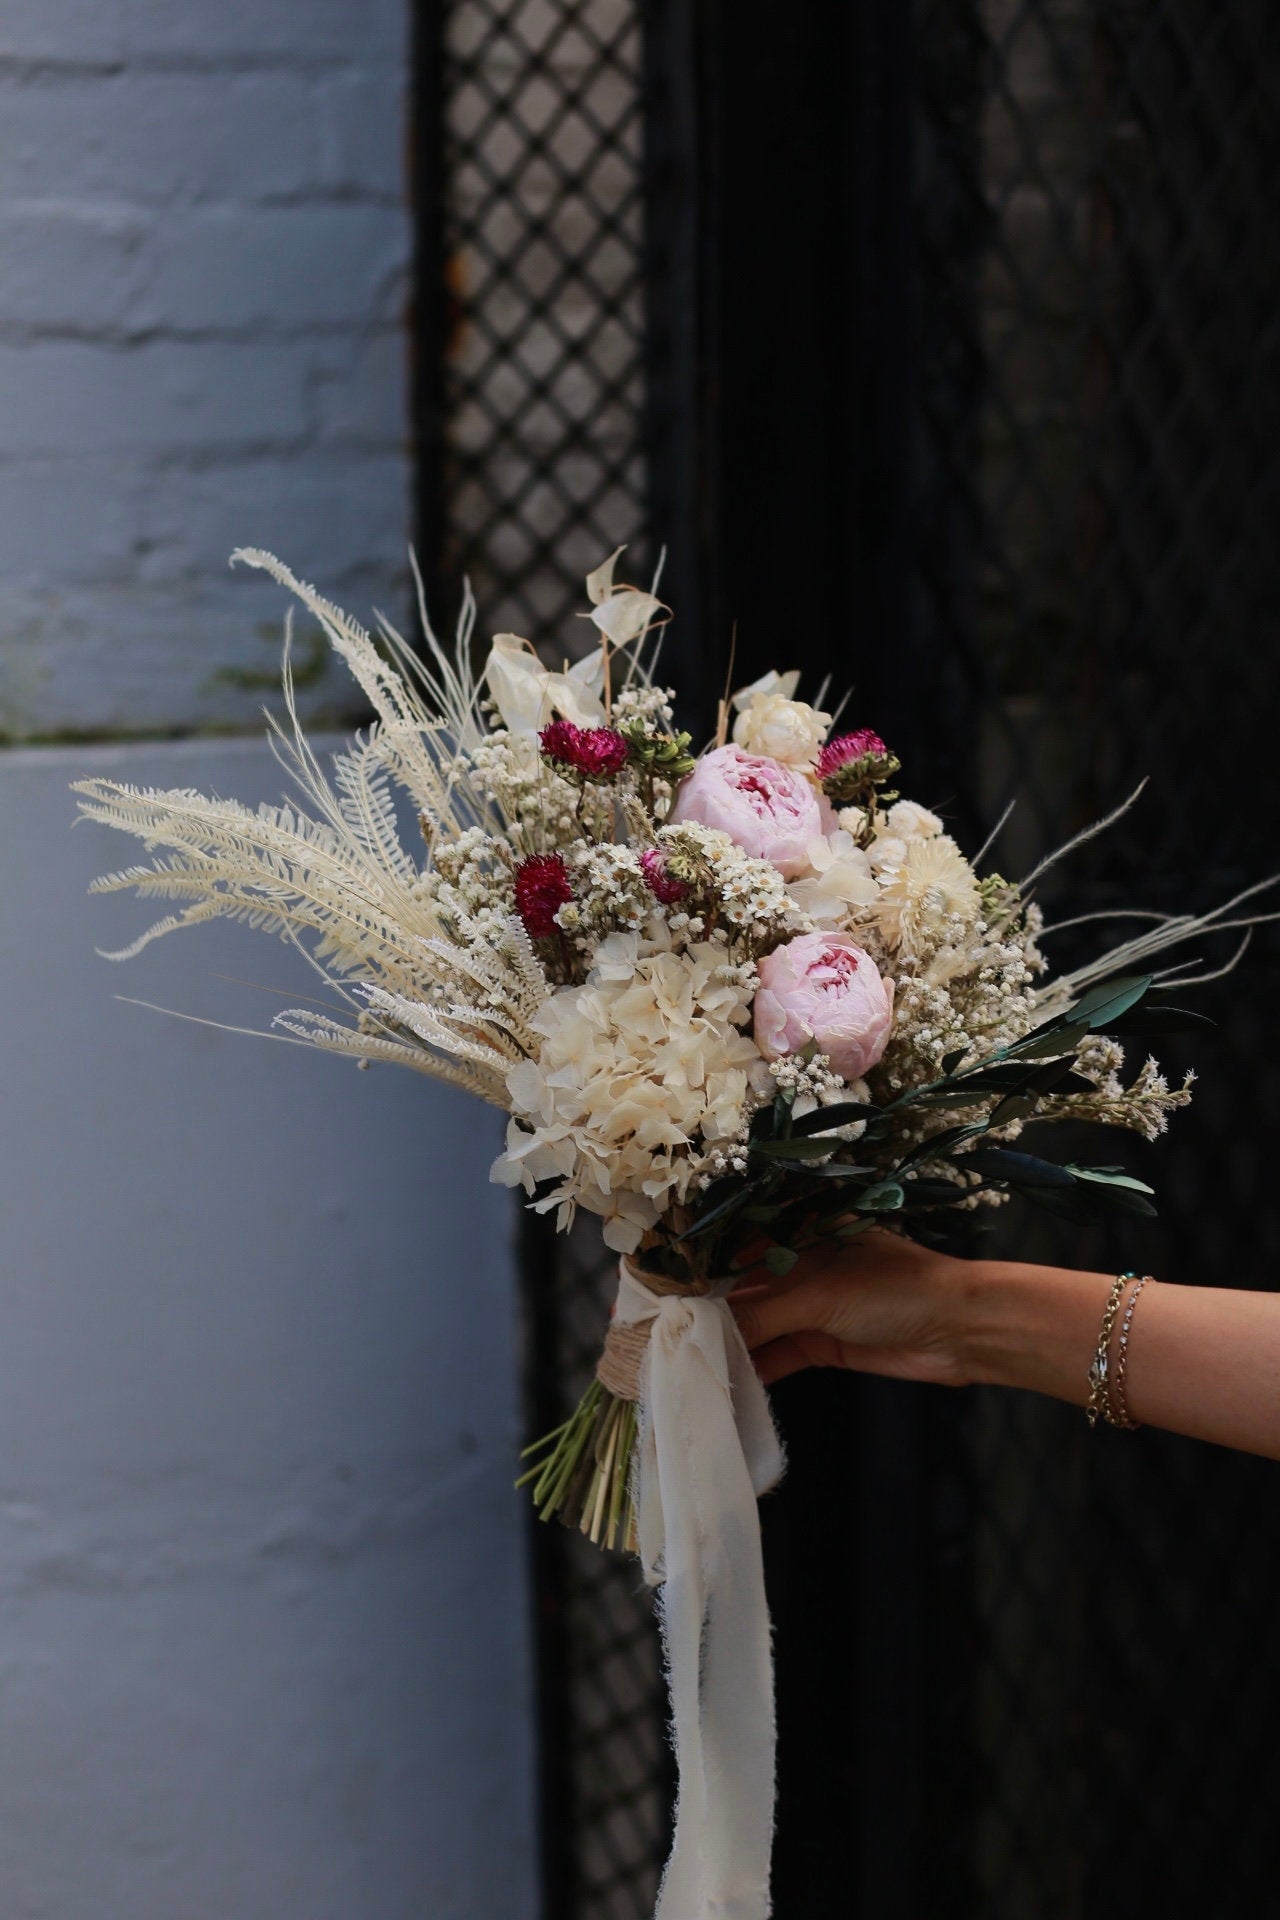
[948,1258,1115,1404]
[938,1257,1017,1390]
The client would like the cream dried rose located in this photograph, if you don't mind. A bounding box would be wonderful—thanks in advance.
[731,669,832,767]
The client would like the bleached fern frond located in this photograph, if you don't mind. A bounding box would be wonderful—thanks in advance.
[75,710,546,1103]
[233,548,492,837]
[270,1008,505,1101]
[73,779,440,987]
[363,988,519,1082]
[72,556,611,1105]
[329,732,419,886]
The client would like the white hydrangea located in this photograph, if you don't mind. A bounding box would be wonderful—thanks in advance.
[787,830,879,926]
[491,927,774,1251]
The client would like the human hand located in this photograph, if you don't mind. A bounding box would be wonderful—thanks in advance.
[729,1229,983,1388]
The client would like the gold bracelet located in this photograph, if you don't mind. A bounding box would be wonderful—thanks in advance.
[1085,1272,1135,1429]
[1109,1274,1151,1430]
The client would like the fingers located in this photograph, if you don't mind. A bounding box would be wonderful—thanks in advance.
[750,1332,918,1388]
[751,1330,845,1384]
[752,1336,813,1386]
[730,1285,825,1353]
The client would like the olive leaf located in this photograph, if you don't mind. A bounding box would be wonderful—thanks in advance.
[764,1245,799,1276]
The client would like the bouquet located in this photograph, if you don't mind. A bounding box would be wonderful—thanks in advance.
[74,548,1268,1919]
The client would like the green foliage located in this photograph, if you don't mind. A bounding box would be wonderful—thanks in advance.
[681,971,1176,1274]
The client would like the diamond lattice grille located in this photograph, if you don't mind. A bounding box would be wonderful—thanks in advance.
[438,5,666,1913]
[912,5,1280,1912]
[442,0,649,650]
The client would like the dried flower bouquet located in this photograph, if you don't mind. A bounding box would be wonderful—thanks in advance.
[76,552,1269,1519]
[75,550,1276,1920]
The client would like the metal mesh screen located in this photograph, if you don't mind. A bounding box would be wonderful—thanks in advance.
[911,4,1280,1913]
[434,5,666,1914]
[424,1,1280,1912]
[440,0,649,648]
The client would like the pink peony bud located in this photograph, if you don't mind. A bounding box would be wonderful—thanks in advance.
[668,744,836,880]
[754,932,894,1081]
[640,847,689,905]
[514,852,573,939]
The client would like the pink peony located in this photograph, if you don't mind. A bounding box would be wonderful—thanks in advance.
[753,932,894,1081]
[669,744,836,880]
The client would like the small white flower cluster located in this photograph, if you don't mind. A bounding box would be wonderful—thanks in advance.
[656,822,812,953]
[695,1054,866,1190]
[766,1049,848,1110]
[613,682,675,731]
[557,842,652,949]
[468,728,614,847]
[1042,1039,1195,1141]
[431,825,516,943]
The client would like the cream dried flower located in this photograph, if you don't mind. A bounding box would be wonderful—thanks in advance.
[731,669,832,766]
[787,830,879,927]
[885,799,944,841]
[877,836,981,951]
[491,928,773,1251]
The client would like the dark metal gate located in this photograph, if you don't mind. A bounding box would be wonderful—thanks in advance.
[415,3,1280,1914]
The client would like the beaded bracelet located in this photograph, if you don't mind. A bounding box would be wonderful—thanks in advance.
[1085,1272,1133,1428]
[1086,1271,1153,1429]
[1109,1274,1152,1430]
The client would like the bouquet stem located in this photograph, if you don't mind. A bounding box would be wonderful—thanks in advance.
[518,1380,639,1552]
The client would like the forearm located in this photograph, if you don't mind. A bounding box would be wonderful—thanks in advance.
[959,1262,1280,1461]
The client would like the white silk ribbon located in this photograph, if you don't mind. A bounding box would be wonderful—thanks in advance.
[614,1261,786,1920]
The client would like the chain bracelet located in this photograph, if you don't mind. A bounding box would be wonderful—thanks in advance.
[1085,1272,1135,1429]
[1109,1274,1152,1430]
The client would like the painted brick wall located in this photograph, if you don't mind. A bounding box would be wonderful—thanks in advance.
[0,0,412,739]
[0,8,537,1916]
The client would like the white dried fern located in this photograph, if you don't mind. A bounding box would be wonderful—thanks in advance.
[72,553,542,1105]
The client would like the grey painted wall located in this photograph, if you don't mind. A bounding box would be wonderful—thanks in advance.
[0,0,411,741]
[0,741,537,1919]
[1,6,537,1910]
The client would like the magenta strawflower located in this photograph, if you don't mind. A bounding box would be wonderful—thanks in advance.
[641,847,689,905]
[539,719,630,780]
[514,852,574,939]
[814,727,901,811]
[538,718,584,766]
[578,728,630,777]
[815,729,889,781]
